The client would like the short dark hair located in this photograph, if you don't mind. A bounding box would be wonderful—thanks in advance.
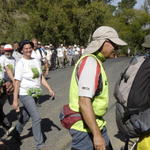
[13,41,18,44]
[0,42,6,46]
[19,40,34,51]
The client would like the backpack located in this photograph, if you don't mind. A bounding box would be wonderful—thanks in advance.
[114,55,150,138]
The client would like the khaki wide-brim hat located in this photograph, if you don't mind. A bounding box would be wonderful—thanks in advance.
[142,34,150,48]
[84,26,127,54]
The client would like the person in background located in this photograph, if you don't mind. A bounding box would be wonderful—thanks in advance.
[50,47,57,70]
[0,51,15,137]
[67,46,74,66]
[73,44,80,63]
[2,44,16,84]
[0,43,6,56]
[56,44,65,69]
[63,45,68,67]
[12,40,55,150]
[80,46,85,57]
[31,39,49,77]
[129,34,150,150]
[45,45,52,69]
[31,39,48,106]
[0,44,16,137]
[12,41,22,63]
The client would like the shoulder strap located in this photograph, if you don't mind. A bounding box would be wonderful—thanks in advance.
[38,48,43,58]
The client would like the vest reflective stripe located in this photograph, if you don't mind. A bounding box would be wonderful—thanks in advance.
[69,54,109,132]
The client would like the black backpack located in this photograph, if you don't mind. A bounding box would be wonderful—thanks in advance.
[114,55,150,138]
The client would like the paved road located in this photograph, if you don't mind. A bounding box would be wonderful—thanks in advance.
[3,57,131,150]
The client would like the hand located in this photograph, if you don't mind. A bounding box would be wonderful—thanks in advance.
[0,141,4,145]
[0,87,3,96]
[12,100,19,111]
[93,135,106,150]
[3,81,14,95]
[49,89,55,97]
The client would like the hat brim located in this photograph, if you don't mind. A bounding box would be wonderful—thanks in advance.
[4,48,13,51]
[84,37,127,55]
[142,43,150,48]
[83,40,105,54]
[110,38,127,46]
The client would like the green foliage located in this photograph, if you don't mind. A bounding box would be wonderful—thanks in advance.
[0,0,149,55]
[118,0,137,9]
[27,88,42,98]
[31,68,40,79]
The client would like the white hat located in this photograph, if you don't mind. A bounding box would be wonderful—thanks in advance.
[84,26,127,54]
[4,44,13,51]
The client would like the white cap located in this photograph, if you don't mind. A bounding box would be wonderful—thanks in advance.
[4,44,13,51]
[84,26,127,54]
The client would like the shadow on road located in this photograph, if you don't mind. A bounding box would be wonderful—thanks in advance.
[39,94,53,104]
[21,118,61,141]
[0,118,61,150]
[41,118,61,132]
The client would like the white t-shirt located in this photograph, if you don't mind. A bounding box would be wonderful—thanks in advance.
[1,55,16,81]
[31,49,46,60]
[57,48,64,57]
[46,49,52,61]
[73,47,80,55]
[12,51,22,63]
[78,56,101,98]
[0,56,4,80]
[14,57,42,95]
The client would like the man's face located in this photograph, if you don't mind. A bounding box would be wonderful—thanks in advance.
[32,39,38,50]
[13,43,19,50]
[5,51,13,58]
[101,40,118,58]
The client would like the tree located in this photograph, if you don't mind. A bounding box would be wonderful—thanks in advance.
[118,0,137,9]
[85,0,112,3]
[143,0,150,13]
[0,0,149,55]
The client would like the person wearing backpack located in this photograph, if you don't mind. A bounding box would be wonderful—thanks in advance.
[114,34,150,150]
[65,26,127,150]
[31,39,49,77]
[132,35,150,150]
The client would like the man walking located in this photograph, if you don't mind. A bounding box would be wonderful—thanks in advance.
[56,44,65,69]
[68,26,127,150]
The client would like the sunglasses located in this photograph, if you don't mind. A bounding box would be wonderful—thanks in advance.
[107,40,118,50]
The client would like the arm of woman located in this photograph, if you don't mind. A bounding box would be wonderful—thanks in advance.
[41,75,55,97]
[5,66,15,83]
[13,80,20,111]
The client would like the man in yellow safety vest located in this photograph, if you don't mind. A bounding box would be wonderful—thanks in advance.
[68,26,127,150]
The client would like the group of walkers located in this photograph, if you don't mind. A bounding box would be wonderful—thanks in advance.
[0,39,55,150]
[30,42,84,71]
[0,38,84,150]
[0,25,150,150]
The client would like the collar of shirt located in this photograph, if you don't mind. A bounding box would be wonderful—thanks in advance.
[95,52,106,62]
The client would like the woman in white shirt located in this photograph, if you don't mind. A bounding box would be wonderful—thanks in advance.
[12,40,54,150]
